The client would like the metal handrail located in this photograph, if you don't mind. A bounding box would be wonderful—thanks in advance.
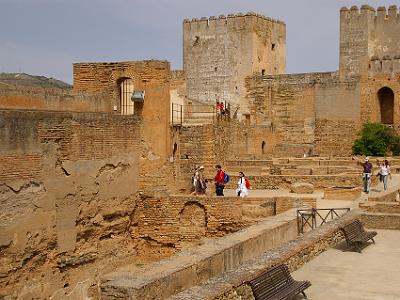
[172,101,233,124]
[297,207,351,234]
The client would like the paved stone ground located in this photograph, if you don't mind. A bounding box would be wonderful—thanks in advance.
[225,174,400,210]
[292,229,400,300]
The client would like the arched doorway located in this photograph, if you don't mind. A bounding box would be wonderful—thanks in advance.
[118,78,134,115]
[261,141,266,154]
[378,87,394,124]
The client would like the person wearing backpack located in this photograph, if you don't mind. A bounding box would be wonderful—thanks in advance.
[236,172,249,197]
[214,164,227,196]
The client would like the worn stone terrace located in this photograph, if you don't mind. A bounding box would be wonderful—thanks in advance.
[292,229,400,300]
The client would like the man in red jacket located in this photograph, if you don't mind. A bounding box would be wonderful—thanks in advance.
[214,164,225,196]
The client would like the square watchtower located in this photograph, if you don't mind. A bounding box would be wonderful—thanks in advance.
[183,12,286,115]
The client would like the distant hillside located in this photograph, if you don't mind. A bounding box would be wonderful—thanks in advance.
[0,73,72,89]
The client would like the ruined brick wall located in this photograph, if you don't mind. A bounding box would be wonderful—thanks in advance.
[0,85,111,112]
[132,196,246,250]
[183,13,285,115]
[74,60,172,188]
[275,197,316,214]
[0,109,142,299]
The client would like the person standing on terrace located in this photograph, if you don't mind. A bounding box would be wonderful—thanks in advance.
[236,172,249,197]
[214,164,225,196]
[362,157,373,193]
[379,160,391,191]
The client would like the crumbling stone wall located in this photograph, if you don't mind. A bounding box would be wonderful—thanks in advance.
[131,196,249,251]
[0,85,111,112]
[74,60,172,194]
[0,109,142,299]
[0,109,271,298]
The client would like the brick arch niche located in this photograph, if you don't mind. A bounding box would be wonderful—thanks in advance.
[378,87,394,125]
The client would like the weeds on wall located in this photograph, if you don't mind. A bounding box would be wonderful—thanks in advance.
[352,122,400,156]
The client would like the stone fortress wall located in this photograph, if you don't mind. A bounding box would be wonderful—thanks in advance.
[0,4,399,299]
[0,109,141,298]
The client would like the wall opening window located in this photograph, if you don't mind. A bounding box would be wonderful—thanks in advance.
[378,87,394,124]
[193,36,200,46]
[118,78,134,115]
[261,69,266,75]
[271,43,275,50]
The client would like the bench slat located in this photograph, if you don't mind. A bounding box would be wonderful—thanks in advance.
[340,219,377,252]
[249,264,311,300]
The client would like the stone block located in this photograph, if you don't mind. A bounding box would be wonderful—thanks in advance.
[324,186,361,200]
[290,182,314,194]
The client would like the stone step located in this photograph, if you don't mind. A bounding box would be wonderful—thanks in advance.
[368,188,400,202]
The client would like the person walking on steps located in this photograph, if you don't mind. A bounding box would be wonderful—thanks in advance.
[362,157,373,193]
[379,160,391,191]
[214,164,225,196]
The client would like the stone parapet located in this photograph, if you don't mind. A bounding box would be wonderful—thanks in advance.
[359,212,400,230]
[169,212,356,300]
[101,210,298,299]
[324,186,362,201]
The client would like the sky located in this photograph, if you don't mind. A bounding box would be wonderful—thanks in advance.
[0,0,398,84]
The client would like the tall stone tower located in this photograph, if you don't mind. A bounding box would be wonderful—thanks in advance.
[339,5,400,79]
[183,12,286,115]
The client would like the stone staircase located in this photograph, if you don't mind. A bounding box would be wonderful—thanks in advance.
[183,115,214,125]
[179,124,216,188]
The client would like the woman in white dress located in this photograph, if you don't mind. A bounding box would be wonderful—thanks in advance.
[236,172,249,197]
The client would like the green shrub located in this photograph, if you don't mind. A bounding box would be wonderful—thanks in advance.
[389,136,400,156]
[352,122,398,156]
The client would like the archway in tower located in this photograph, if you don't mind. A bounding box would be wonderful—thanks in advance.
[378,87,394,125]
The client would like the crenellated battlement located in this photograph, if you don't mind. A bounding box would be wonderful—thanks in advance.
[183,12,285,29]
[369,55,400,75]
[340,5,400,21]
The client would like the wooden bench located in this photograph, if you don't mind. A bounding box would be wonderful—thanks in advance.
[249,264,311,300]
[340,219,377,252]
